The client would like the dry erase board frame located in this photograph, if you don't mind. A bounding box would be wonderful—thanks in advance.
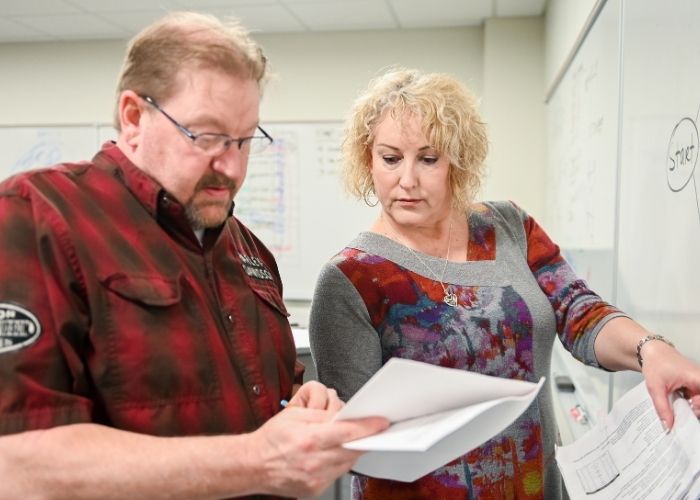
[544,0,622,424]
[0,122,376,301]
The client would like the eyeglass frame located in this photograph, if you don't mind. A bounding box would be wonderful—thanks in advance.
[139,94,273,156]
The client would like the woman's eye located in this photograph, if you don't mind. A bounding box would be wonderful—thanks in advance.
[420,156,439,165]
[382,155,401,165]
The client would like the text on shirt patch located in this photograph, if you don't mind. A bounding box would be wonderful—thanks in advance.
[239,254,274,281]
[0,303,42,354]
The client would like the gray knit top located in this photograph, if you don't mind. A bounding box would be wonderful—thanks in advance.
[309,201,625,499]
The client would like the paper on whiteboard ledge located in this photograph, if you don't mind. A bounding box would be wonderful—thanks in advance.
[334,358,545,482]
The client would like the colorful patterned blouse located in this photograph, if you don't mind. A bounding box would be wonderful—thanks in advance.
[309,201,625,499]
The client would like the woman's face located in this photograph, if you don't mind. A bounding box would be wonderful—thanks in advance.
[370,110,453,231]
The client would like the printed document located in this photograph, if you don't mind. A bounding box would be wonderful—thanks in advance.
[556,381,700,499]
[335,358,544,482]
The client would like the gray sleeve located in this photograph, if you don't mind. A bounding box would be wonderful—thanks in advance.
[489,200,628,367]
[308,262,382,402]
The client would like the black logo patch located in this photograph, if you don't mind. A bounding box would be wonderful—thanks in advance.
[239,253,274,281]
[0,303,41,353]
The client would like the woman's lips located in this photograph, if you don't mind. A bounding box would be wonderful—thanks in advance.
[396,198,421,206]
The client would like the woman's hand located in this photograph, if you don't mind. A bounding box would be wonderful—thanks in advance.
[640,340,700,429]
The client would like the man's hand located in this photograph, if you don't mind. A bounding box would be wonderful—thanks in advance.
[247,382,388,498]
[288,380,344,412]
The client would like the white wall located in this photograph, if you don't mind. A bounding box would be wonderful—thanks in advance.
[256,28,482,121]
[0,40,124,125]
[0,28,481,126]
[481,17,545,219]
[0,21,546,225]
[545,0,599,90]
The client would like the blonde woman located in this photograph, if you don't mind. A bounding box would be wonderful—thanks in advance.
[309,68,700,499]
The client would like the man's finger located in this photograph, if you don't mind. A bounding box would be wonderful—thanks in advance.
[315,417,389,449]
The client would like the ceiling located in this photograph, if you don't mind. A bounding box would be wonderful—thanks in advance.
[0,0,546,43]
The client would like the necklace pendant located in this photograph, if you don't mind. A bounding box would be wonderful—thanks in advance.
[443,292,458,307]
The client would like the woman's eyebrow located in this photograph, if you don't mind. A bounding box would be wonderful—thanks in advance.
[375,144,432,151]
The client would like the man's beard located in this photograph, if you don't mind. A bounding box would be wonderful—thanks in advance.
[185,172,237,229]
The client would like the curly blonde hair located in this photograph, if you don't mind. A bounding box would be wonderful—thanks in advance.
[114,11,268,130]
[343,68,488,209]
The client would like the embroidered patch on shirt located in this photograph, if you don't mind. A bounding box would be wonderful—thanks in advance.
[239,253,274,281]
[0,303,42,354]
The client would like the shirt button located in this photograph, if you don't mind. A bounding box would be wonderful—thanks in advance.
[252,384,262,396]
[226,313,233,323]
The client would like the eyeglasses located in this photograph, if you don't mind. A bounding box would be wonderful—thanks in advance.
[140,95,273,156]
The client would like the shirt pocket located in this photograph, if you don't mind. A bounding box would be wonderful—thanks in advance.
[244,276,290,318]
[102,273,181,306]
[96,272,221,407]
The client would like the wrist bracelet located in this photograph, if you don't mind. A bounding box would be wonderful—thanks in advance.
[636,334,675,368]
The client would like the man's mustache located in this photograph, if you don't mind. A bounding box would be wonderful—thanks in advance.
[195,174,237,191]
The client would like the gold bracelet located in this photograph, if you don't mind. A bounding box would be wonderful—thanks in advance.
[636,334,675,368]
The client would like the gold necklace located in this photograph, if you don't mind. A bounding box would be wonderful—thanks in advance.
[392,217,458,307]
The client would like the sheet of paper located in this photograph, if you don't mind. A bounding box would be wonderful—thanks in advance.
[335,358,542,422]
[556,381,700,499]
[335,358,544,482]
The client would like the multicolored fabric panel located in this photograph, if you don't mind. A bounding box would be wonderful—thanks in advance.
[330,202,621,499]
[523,214,621,363]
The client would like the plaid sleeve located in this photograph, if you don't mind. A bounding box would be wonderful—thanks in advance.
[0,183,93,434]
[520,205,626,365]
[293,359,305,385]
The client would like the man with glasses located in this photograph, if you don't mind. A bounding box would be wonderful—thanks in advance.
[0,11,387,499]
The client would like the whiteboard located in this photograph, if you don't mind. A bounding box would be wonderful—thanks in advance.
[612,0,700,397]
[545,0,621,423]
[546,0,700,413]
[545,0,620,286]
[0,126,99,179]
[239,122,376,300]
[0,122,375,300]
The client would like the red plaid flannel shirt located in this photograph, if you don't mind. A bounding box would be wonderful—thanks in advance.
[0,142,303,438]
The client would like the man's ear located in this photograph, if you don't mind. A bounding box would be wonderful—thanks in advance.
[117,90,145,149]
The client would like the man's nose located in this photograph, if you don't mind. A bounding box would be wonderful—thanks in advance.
[210,146,246,179]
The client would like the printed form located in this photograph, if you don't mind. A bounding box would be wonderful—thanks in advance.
[556,381,700,499]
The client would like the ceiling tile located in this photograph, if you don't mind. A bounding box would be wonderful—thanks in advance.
[389,0,492,28]
[191,5,304,33]
[495,0,546,17]
[105,11,180,34]
[64,0,182,12]
[286,0,396,31]
[13,14,129,40]
[0,0,546,43]
[0,0,81,16]
[173,0,276,8]
[0,18,55,42]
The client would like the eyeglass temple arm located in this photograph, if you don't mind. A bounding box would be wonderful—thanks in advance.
[257,125,273,143]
